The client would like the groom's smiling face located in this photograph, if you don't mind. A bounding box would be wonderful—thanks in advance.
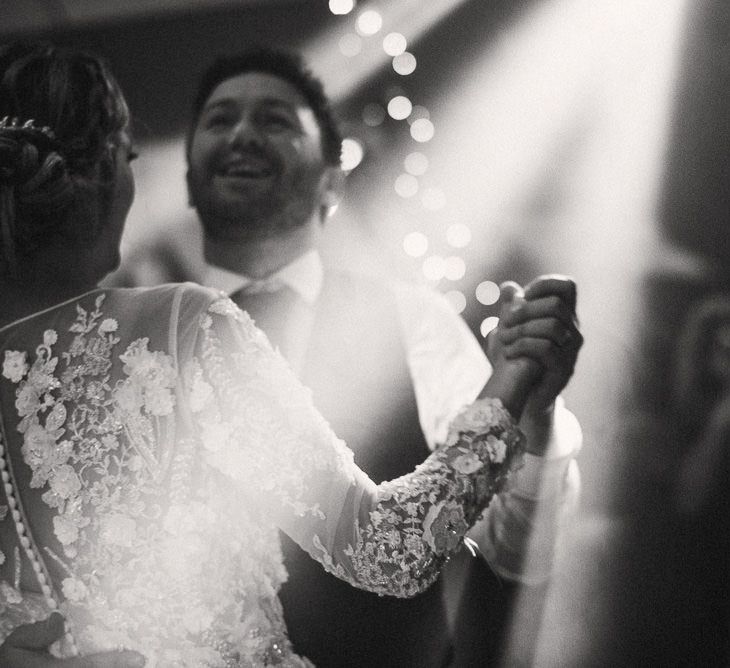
[187,71,331,241]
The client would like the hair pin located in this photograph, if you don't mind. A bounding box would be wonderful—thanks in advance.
[0,116,56,140]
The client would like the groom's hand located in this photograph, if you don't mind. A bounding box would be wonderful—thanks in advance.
[0,613,146,667]
[497,275,582,416]
[482,282,542,419]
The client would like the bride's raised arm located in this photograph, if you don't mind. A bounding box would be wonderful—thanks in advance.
[178,288,535,597]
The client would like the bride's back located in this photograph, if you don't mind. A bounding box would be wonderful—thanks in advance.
[0,281,301,663]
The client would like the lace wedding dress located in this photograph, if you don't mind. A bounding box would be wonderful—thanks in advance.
[0,283,523,666]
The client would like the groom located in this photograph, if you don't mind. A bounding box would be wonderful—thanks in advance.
[181,48,583,667]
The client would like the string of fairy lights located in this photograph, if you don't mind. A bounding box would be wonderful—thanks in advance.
[329,0,501,337]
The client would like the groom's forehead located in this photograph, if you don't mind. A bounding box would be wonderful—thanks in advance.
[202,71,310,111]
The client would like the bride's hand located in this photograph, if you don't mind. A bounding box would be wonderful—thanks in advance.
[0,613,145,667]
[480,282,542,419]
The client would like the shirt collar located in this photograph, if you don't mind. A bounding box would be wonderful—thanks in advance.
[204,249,323,305]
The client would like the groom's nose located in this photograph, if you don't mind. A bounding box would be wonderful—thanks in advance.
[228,114,263,150]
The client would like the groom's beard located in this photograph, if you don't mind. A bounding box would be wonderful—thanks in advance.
[190,164,324,242]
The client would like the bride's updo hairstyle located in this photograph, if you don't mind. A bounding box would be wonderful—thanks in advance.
[0,42,129,277]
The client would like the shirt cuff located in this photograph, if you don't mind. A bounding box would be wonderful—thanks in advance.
[513,400,582,500]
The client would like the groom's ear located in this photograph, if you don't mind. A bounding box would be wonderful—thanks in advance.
[319,166,345,219]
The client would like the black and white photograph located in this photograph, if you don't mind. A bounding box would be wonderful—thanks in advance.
[0,1,727,666]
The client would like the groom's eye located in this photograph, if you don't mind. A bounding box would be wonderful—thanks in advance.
[260,111,293,130]
[204,112,234,129]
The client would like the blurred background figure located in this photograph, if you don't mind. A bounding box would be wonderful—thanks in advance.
[674,296,730,516]
[670,295,730,666]
[4,0,729,664]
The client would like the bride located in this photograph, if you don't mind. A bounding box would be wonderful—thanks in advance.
[0,42,553,666]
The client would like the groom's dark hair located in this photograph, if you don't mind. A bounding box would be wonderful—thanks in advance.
[186,47,342,166]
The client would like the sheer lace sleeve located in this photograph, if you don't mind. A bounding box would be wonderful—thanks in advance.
[182,294,525,598]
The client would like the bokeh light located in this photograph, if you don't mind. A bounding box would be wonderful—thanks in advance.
[387,95,413,120]
[410,118,435,142]
[340,138,364,171]
[446,223,472,248]
[393,52,417,75]
[403,231,428,257]
[404,151,429,176]
[362,103,386,127]
[383,32,407,56]
[444,290,467,314]
[480,316,500,338]
[338,33,362,57]
[422,255,446,282]
[444,256,466,281]
[475,280,501,306]
[356,10,383,36]
[394,173,419,198]
[329,0,354,15]
[421,187,446,211]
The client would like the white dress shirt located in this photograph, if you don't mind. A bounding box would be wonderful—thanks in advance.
[205,250,582,582]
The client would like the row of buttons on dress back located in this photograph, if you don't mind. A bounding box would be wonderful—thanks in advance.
[0,431,78,655]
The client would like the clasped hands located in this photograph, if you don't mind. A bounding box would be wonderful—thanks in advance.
[486,275,583,452]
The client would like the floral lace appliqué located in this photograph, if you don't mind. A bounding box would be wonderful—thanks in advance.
[314,398,524,598]
[2,294,176,611]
